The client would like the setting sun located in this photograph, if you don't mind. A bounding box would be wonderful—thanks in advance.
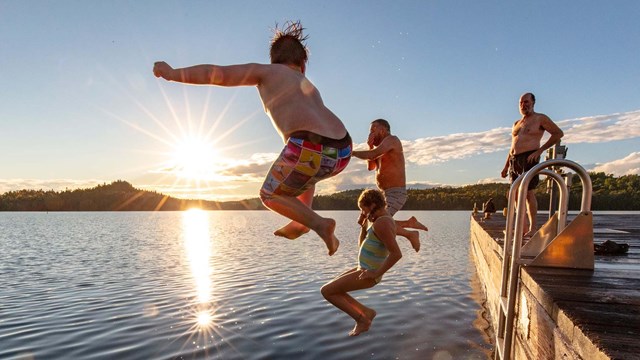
[171,138,220,181]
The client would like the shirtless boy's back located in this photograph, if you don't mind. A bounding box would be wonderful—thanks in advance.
[153,21,351,255]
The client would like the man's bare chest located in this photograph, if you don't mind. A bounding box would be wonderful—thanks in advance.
[513,118,543,137]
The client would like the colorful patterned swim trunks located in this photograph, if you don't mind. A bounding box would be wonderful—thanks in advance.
[260,131,352,200]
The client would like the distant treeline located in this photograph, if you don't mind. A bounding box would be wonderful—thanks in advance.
[315,172,640,211]
[0,180,264,211]
[1,173,638,211]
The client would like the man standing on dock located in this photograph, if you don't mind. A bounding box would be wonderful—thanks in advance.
[501,93,564,237]
[352,119,428,251]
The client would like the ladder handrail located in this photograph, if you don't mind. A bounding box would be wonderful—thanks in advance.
[496,159,593,360]
[503,159,592,284]
[502,169,568,262]
[497,169,568,360]
[544,170,569,233]
[514,160,592,249]
[500,170,565,297]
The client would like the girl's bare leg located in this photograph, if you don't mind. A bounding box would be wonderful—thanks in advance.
[349,310,377,336]
[321,268,377,336]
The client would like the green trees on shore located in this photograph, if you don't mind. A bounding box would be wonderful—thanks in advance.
[1,173,638,211]
[0,180,260,211]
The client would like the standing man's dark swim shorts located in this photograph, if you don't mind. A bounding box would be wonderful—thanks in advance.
[508,149,540,190]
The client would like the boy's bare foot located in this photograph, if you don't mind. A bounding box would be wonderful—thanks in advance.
[407,216,428,231]
[317,218,339,256]
[363,308,377,322]
[407,230,420,252]
[274,221,310,239]
[348,313,374,336]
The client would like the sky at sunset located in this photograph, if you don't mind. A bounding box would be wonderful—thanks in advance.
[2,1,639,201]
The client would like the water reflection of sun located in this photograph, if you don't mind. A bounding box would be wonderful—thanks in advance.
[184,208,212,304]
[177,210,253,358]
[179,209,245,358]
[181,208,220,352]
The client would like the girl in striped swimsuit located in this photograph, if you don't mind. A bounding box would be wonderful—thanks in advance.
[321,189,403,336]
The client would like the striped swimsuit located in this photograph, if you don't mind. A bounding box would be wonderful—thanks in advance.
[358,217,392,283]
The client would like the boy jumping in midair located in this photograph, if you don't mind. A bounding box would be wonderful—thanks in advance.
[153,21,351,255]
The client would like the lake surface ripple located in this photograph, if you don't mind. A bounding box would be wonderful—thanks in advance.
[0,211,491,359]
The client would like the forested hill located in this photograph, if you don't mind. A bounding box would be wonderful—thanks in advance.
[1,173,639,211]
[0,180,264,211]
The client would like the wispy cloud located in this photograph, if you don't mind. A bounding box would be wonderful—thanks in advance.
[558,111,640,144]
[403,109,640,166]
[404,128,510,165]
[306,164,443,194]
[216,153,277,181]
[150,152,278,183]
[477,177,509,185]
[589,152,640,176]
[315,167,375,195]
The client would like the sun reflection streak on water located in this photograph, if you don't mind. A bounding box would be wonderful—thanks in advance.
[183,208,212,305]
[180,210,253,359]
[179,209,222,354]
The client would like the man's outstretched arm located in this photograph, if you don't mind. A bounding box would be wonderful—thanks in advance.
[352,136,397,160]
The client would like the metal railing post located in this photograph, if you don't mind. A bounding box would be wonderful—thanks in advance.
[496,158,592,360]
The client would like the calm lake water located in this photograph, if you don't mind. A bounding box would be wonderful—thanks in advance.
[0,211,492,359]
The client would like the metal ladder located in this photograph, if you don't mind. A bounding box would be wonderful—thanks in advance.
[495,159,594,360]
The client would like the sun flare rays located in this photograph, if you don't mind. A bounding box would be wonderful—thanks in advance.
[100,74,270,201]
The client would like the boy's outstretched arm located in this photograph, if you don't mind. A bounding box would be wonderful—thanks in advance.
[153,61,265,87]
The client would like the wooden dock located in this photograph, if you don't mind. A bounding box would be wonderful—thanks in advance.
[470,212,640,360]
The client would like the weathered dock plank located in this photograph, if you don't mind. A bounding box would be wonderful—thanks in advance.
[470,211,640,360]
